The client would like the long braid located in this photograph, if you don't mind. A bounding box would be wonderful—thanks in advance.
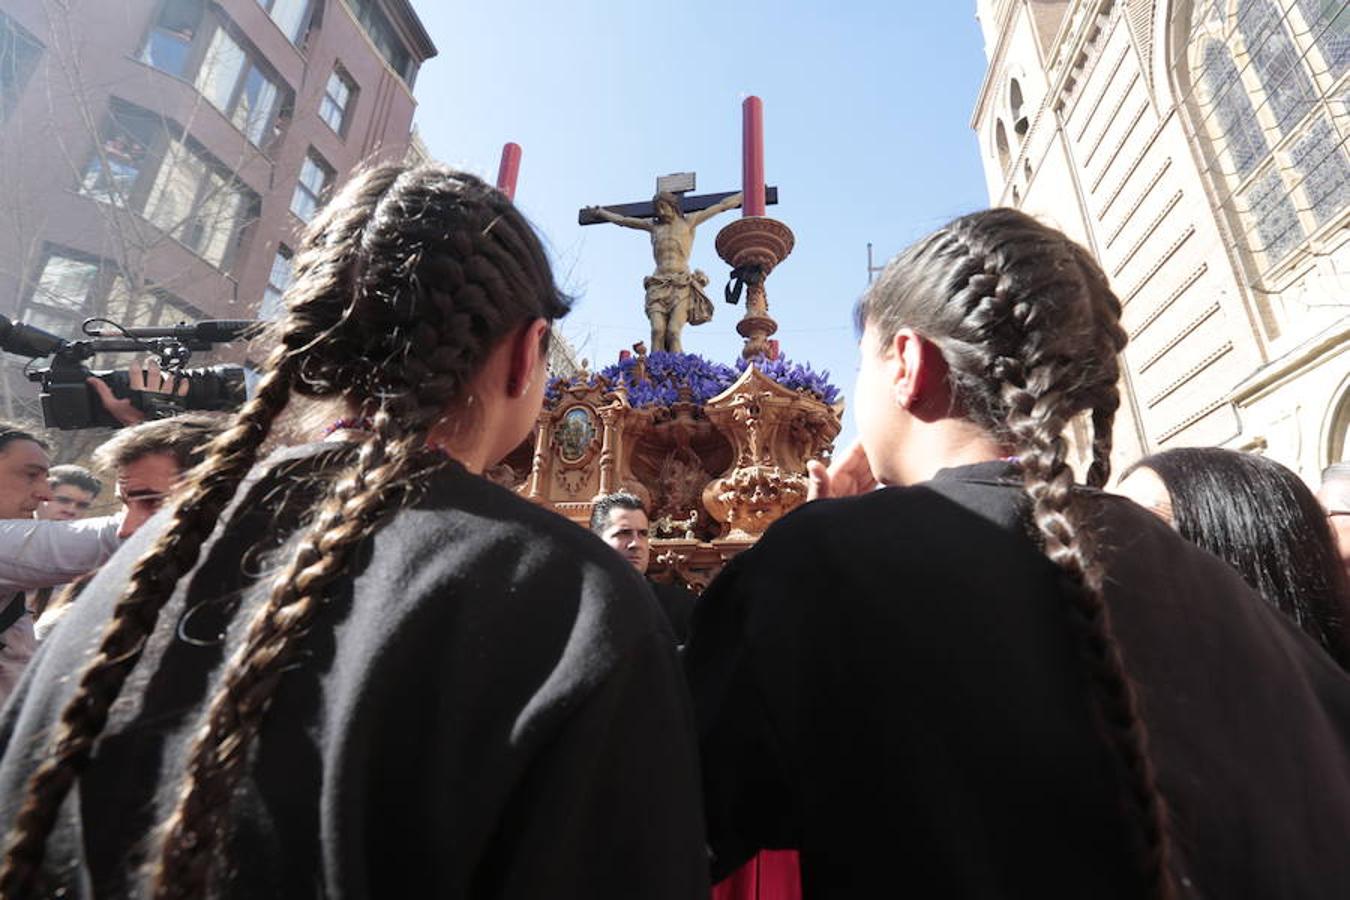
[0,167,409,898]
[152,402,443,898]
[145,165,566,896]
[860,208,1176,898]
[997,324,1173,900]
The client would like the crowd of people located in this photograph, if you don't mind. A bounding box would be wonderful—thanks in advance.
[0,162,1344,898]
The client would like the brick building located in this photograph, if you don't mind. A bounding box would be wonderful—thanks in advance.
[972,0,1349,481]
[0,0,435,437]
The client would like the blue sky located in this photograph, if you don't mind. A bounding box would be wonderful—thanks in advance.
[412,1,992,447]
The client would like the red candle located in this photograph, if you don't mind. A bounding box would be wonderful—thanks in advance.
[742,96,765,217]
[496,142,522,200]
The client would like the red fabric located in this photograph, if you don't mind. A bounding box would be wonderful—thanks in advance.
[711,850,801,900]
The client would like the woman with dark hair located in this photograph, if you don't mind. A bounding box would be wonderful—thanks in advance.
[1117,448,1350,668]
[0,164,706,899]
[684,208,1350,898]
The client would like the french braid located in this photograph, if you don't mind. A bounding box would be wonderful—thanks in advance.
[859,208,1174,899]
[0,163,566,898]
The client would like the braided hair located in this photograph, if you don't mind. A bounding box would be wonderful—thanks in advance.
[0,163,568,898]
[857,208,1175,899]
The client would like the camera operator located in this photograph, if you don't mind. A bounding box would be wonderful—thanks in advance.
[0,426,121,704]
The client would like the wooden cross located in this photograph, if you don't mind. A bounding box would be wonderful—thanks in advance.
[578,171,778,225]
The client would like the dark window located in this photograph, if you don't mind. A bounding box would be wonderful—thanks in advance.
[346,0,414,82]
[80,102,160,207]
[257,0,311,44]
[0,11,42,123]
[260,245,293,319]
[319,66,356,134]
[140,0,205,78]
[290,151,333,222]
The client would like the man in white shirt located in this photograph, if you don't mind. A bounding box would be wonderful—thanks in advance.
[0,425,121,705]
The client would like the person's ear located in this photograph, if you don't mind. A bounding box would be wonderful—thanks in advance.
[890,329,947,412]
[506,318,550,398]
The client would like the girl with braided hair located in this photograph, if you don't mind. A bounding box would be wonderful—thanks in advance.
[0,163,707,899]
[685,208,1350,898]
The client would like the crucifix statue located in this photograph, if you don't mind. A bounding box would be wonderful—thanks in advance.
[581,173,776,353]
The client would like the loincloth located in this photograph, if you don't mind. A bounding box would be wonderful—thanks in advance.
[644,269,713,325]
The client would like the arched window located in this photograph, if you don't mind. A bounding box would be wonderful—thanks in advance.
[1185,0,1350,272]
[995,118,1011,173]
[1010,78,1028,134]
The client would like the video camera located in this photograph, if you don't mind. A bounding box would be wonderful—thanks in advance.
[0,315,254,430]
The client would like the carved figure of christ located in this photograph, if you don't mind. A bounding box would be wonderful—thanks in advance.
[579,187,777,353]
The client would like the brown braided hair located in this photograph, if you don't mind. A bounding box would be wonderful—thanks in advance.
[857,208,1175,899]
[0,163,567,898]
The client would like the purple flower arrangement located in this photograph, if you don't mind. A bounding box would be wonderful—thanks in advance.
[546,351,840,410]
[735,354,842,406]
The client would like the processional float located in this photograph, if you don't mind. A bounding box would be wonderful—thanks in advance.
[492,97,843,592]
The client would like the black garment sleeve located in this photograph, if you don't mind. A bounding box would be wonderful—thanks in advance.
[684,554,798,882]
[474,631,709,899]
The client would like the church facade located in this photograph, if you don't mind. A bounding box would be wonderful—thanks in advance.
[972,0,1350,481]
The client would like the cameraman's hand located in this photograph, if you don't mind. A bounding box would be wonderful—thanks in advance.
[88,358,187,427]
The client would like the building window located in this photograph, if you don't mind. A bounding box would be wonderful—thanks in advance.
[995,119,1011,173]
[20,250,197,344]
[195,28,281,145]
[79,101,258,270]
[140,0,205,78]
[260,245,293,319]
[256,0,311,44]
[319,66,356,134]
[291,151,333,222]
[345,0,415,82]
[1009,77,1027,135]
[80,102,159,207]
[142,137,256,269]
[0,11,42,123]
[23,252,101,337]
[1186,0,1350,271]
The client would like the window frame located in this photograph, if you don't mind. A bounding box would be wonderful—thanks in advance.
[290,150,334,223]
[319,64,357,136]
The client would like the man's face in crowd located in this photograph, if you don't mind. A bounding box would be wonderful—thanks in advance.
[115,452,180,539]
[37,484,96,521]
[601,507,651,574]
[0,439,52,520]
